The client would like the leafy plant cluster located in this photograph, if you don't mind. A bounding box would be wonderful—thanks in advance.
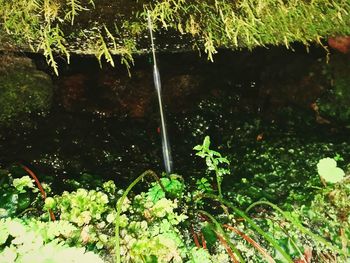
[298,183,350,259]
[258,157,350,262]
[0,171,39,219]
[1,137,350,262]
[0,218,104,263]
[298,158,349,258]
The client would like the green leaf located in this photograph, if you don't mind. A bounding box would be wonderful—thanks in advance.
[201,223,217,250]
[334,153,344,162]
[147,183,166,203]
[317,158,345,183]
[195,152,206,158]
[205,157,213,168]
[193,145,202,151]
[210,150,221,157]
[203,136,210,150]
[196,178,212,193]
[217,157,229,164]
[146,178,184,203]
[17,193,31,211]
[163,177,184,198]
[0,190,18,217]
[12,176,35,193]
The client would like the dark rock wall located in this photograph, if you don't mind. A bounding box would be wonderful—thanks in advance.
[1,44,348,127]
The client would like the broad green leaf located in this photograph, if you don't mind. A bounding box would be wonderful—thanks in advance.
[317,158,345,183]
[0,191,18,217]
[17,194,31,211]
[12,176,35,193]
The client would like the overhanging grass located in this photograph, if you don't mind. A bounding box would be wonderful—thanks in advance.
[0,0,349,72]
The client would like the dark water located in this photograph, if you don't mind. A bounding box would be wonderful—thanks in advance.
[1,46,349,201]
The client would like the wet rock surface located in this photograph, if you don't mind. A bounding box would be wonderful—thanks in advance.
[51,45,330,119]
[317,53,350,127]
[0,46,349,184]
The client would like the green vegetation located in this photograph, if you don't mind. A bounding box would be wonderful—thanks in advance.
[0,0,350,74]
[318,54,350,127]
[193,136,230,198]
[317,157,345,184]
[1,137,349,262]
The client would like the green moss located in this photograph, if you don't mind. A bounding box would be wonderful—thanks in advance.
[0,0,349,73]
[318,54,350,127]
[0,56,53,126]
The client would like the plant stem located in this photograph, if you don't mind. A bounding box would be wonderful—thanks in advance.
[199,210,245,262]
[20,164,56,221]
[223,224,276,263]
[246,200,345,257]
[216,172,222,198]
[198,193,294,263]
[115,170,159,263]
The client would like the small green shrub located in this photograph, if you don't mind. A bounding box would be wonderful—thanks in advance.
[0,172,39,219]
[194,136,230,198]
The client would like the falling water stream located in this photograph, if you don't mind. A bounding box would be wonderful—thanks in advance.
[147,12,173,174]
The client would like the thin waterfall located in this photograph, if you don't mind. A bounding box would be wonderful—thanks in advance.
[147,11,173,174]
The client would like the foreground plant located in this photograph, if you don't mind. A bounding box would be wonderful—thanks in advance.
[0,218,103,263]
[193,136,230,198]
[1,146,349,262]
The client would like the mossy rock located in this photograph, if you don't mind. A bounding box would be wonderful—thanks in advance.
[0,55,53,126]
[317,54,350,127]
[0,0,350,74]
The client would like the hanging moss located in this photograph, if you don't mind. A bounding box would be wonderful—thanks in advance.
[0,55,53,126]
[0,0,349,73]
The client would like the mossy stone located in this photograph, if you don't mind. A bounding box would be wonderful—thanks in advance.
[0,55,53,126]
[318,54,350,127]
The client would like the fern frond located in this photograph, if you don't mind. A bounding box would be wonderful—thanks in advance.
[95,33,115,67]
[65,0,88,25]
[38,24,70,75]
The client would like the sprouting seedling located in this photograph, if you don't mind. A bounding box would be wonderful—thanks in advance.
[193,136,230,198]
